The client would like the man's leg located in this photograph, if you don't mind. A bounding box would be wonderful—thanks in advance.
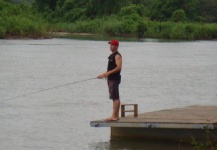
[106,99,120,121]
[113,99,120,119]
[106,80,120,121]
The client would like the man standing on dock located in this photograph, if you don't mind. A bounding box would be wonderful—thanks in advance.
[98,39,122,121]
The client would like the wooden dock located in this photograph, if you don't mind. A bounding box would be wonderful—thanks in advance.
[90,105,217,142]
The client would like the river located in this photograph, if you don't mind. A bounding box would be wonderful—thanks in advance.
[0,38,217,150]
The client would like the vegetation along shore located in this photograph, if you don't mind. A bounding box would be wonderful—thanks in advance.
[1,0,217,40]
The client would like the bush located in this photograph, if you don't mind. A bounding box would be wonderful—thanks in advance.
[102,14,142,37]
[103,21,122,36]
[171,9,187,22]
[137,20,147,38]
[4,14,48,38]
[64,8,86,22]
[119,4,145,17]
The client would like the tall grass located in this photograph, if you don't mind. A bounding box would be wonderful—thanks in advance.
[53,17,217,40]
[146,22,217,40]
[53,18,105,34]
[3,15,48,38]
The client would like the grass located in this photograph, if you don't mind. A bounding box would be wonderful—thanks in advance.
[53,17,217,40]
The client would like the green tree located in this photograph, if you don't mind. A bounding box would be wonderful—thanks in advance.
[60,0,87,22]
[33,0,58,11]
[171,9,187,22]
[119,4,145,17]
[86,0,131,17]
[150,0,200,21]
[30,0,217,23]
[198,0,217,22]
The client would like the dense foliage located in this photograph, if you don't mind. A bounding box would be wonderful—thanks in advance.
[33,0,217,40]
[32,0,217,23]
[1,0,217,39]
[0,0,48,38]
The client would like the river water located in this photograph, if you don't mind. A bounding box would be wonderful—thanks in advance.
[0,38,217,150]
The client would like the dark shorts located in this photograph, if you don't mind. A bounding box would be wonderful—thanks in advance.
[107,80,120,101]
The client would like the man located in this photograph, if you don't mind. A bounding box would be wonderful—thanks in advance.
[98,39,122,121]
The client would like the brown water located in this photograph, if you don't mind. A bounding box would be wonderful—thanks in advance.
[0,38,217,150]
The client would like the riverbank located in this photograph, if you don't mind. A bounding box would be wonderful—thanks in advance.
[51,32,217,42]
[3,34,51,40]
[2,30,217,41]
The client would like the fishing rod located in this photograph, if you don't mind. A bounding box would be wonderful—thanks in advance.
[3,77,97,101]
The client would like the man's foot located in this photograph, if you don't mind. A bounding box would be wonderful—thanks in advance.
[105,117,120,121]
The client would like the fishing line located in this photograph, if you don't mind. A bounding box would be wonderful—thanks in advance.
[3,77,97,101]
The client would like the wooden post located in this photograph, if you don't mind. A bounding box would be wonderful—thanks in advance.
[121,105,125,117]
[134,104,138,117]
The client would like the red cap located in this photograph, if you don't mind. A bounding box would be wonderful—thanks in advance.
[108,39,119,46]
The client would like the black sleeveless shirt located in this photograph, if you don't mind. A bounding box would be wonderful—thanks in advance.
[107,51,122,82]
